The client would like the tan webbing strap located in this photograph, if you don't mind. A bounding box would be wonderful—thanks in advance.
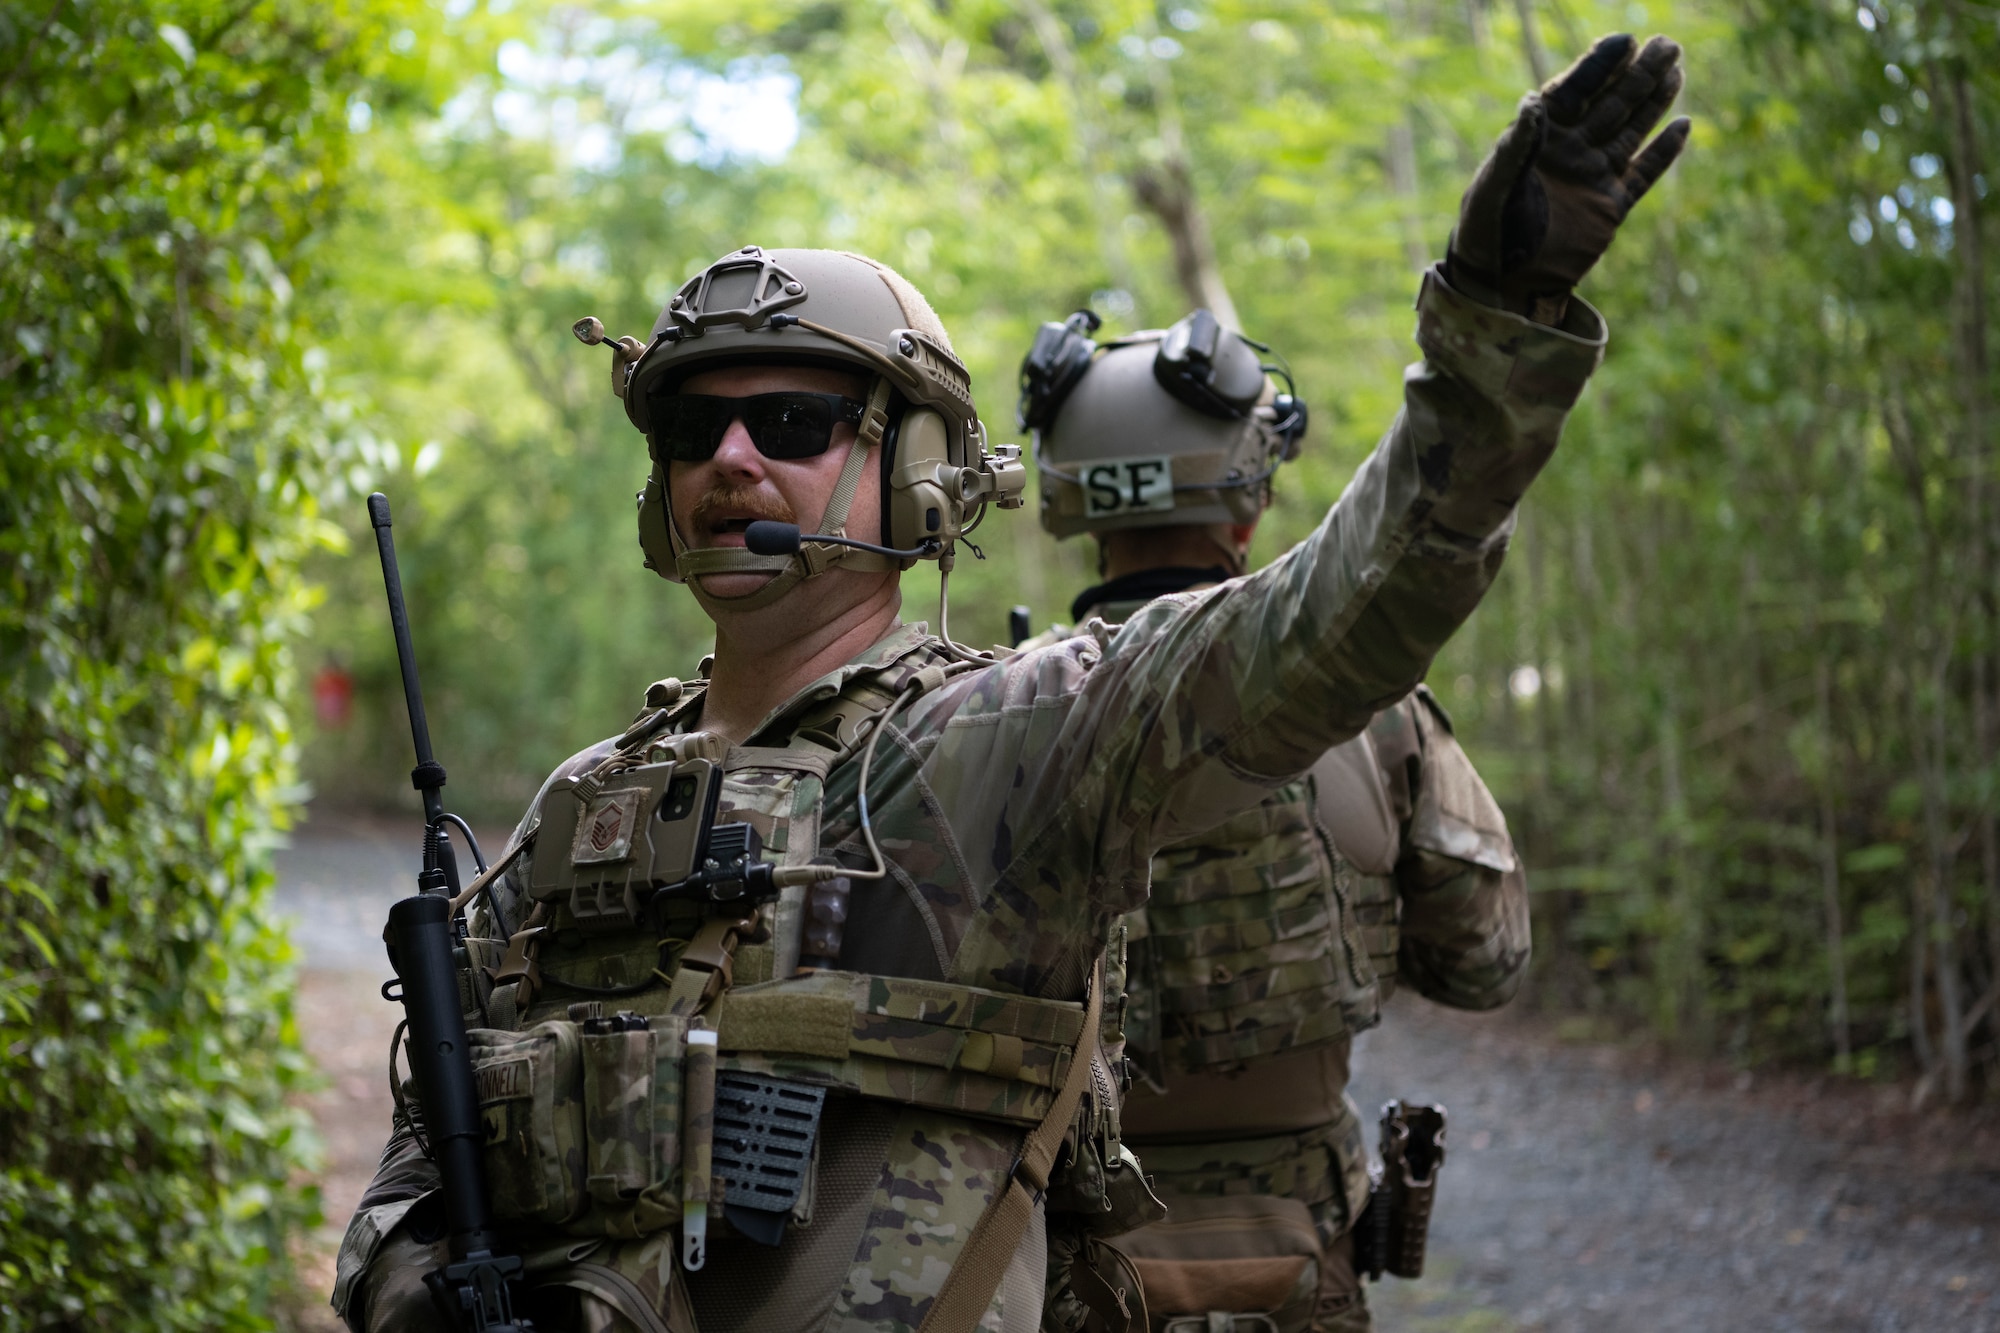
[916,954,1106,1333]
[666,916,742,1017]
[449,829,536,916]
[818,377,894,542]
[487,902,550,1020]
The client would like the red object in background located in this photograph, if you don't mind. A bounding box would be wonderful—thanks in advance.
[313,662,355,729]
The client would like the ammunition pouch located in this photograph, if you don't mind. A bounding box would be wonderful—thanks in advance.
[443,968,1093,1246]
[467,1012,691,1237]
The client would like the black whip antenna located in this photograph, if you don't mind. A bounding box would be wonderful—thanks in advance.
[368,492,529,1331]
[368,492,474,902]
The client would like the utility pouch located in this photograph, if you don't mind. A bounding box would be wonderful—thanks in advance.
[469,1014,698,1234]
[581,1013,658,1207]
[469,1021,587,1225]
[1116,1195,1322,1333]
[1351,1099,1447,1282]
[1050,1137,1167,1239]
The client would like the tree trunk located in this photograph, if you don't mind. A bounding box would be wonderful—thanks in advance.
[1924,651,1969,1102]
[1883,376,1961,1097]
[1510,0,1551,84]
[1938,28,2000,1024]
[1130,160,1239,326]
[1463,0,1489,53]
[1384,0,1432,275]
[1128,8,1239,326]
[1816,659,1852,1067]
[1015,0,1142,302]
[1657,696,1703,1045]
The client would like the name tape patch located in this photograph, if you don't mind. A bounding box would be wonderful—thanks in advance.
[475,1057,534,1105]
[1077,456,1175,518]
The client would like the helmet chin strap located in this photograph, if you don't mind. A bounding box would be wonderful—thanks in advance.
[671,377,897,615]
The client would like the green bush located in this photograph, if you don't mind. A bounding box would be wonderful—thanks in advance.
[0,2,419,1324]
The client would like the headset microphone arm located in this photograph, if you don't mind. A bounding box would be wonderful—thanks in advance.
[744,520,939,561]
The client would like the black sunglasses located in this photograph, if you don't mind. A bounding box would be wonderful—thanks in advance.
[652,392,867,463]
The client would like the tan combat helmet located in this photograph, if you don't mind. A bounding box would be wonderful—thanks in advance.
[1020,307,1308,540]
[574,245,1025,612]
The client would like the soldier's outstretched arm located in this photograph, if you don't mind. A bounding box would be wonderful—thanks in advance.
[1096,33,1688,832]
[997,34,1687,862]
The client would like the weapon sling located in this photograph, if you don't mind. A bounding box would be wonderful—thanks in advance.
[915,953,1105,1333]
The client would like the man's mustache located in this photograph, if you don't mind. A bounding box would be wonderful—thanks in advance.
[690,485,798,536]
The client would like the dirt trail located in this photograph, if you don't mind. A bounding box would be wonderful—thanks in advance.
[277,817,1999,1331]
[1352,998,2000,1331]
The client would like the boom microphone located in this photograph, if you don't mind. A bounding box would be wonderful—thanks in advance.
[744,520,939,561]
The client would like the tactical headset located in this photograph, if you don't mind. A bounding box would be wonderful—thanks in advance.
[575,246,1026,615]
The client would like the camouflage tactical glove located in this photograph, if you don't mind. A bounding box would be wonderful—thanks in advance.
[1448,33,1690,324]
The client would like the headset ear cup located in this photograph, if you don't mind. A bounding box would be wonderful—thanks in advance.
[886,408,958,556]
[636,463,681,581]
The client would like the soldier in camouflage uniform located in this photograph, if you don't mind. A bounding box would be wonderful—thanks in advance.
[1017,302,1530,1332]
[333,33,1686,1333]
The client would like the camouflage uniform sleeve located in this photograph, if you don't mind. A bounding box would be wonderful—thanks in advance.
[1394,689,1531,1010]
[899,270,1598,995]
[1105,270,1602,850]
[1015,271,1597,851]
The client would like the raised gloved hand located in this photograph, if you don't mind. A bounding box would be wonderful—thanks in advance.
[1448,33,1690,324]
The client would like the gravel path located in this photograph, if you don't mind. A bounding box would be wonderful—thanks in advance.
[276,817,2000,1331]
[1351,998,1999,1331]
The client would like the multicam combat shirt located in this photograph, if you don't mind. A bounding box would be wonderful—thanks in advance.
[337,268,1606,1333]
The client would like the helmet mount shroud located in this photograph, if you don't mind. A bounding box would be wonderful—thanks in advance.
[573,246,1026,631]
[1025,306,1310,541]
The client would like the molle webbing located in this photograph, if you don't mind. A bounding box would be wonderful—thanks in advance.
[713,969,1087,1128]
[1348,867,1400,999]
[749,636,955,760]
[1131,1121,1351,1215]
[1130,780,1376,1076]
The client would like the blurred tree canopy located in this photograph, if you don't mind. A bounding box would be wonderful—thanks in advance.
[0,0,424,1322]
[303,0,2000,1101]
[5,0,1998,1316]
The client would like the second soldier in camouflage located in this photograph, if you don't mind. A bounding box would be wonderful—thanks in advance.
[1019,300,1531,1330]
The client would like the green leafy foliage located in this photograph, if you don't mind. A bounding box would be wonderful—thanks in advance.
[301,0,2000,1095]
[0,0,422,1321]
